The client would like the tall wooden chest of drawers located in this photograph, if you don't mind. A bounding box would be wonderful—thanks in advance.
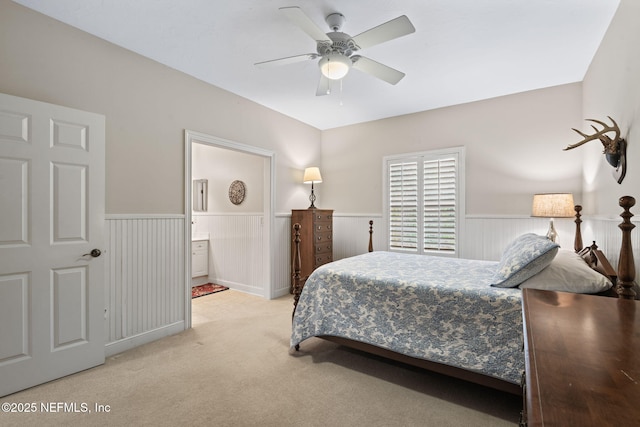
[290,209,333,293]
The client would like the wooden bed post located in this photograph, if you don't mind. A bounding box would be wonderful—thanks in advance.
[617,196,636,299]
[574,205,583,253]
[368,220,374,252]
[292,223,302,314]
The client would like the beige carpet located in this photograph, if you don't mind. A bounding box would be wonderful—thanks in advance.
[2,290,521,426]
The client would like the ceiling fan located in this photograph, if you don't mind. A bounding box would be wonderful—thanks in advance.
[255,7,415,96]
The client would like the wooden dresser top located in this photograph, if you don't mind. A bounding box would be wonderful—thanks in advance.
[522,288,640,426]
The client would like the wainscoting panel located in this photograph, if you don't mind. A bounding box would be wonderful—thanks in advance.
[463,216,578,261]
[331,215,577,262]
[586,217,640,271]
[105,216,185,347]
[333,215,385,259]
[329,215,636,266]
[194,214,265,295]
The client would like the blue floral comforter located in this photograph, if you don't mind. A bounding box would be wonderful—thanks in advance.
[291,251,524,384]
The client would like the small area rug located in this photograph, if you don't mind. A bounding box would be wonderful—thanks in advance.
[192,283,229,299]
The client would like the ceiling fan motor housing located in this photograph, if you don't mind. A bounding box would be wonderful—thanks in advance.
[317,32,358,57]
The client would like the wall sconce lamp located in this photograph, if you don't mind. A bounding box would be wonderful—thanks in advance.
[532,193,575,242]
[303,167,323,209]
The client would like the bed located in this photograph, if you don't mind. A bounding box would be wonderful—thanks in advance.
[290,199,636,395]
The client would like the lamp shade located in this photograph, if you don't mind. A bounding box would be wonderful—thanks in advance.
[303,167,322,184]
[319,53,351,80]
[532,193,575,218]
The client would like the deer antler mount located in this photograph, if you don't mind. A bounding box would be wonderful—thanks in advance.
[564,116,627,184]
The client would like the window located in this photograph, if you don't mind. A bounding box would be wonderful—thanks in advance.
[384,147,464,256]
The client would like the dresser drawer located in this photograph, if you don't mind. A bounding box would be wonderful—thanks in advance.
[314,222,332,233]
[314,252,332,267]
[192,240,207,251]
[315,242,332,254]
[314,212,333,222]
[314,231,332,243]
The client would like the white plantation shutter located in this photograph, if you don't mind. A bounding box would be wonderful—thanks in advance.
[423,157,457,252]
[389,160,418,251]
[385,148,463,256]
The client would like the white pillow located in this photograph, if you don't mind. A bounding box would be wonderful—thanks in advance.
[519,249,612,293]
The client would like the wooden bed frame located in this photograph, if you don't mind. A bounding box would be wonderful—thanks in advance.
[291,197,636,395]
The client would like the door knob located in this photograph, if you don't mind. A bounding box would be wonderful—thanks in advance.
[83,249,102,258]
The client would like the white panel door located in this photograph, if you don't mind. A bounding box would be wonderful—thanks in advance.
[0,93,105,397]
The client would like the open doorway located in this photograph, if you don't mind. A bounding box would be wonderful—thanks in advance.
[184,130,275,328]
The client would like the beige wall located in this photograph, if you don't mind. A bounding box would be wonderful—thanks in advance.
[582,0,640,217]
[191,144,265,214]
[0,1,321,215]
[321,84,583,215]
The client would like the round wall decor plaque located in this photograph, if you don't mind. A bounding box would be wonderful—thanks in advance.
[228,180,246,205]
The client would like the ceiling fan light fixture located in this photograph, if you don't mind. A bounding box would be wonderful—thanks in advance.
[319,53,351,80]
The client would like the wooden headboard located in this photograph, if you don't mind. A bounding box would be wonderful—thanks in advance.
[576,196,637,299]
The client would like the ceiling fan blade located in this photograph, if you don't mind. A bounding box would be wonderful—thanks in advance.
[316,74,330,96]
[351,55,405,85]
[280,6,332,43]
[254,53,318,68]
[351,15,415,50]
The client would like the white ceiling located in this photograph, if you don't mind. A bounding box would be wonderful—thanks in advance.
[14,0,620,130]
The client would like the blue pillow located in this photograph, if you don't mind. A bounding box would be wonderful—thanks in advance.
[490,233,559,288]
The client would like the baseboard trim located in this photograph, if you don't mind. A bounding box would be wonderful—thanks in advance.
[211,278,264,297]
[105,321,185,357]
[272,287,291,299]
